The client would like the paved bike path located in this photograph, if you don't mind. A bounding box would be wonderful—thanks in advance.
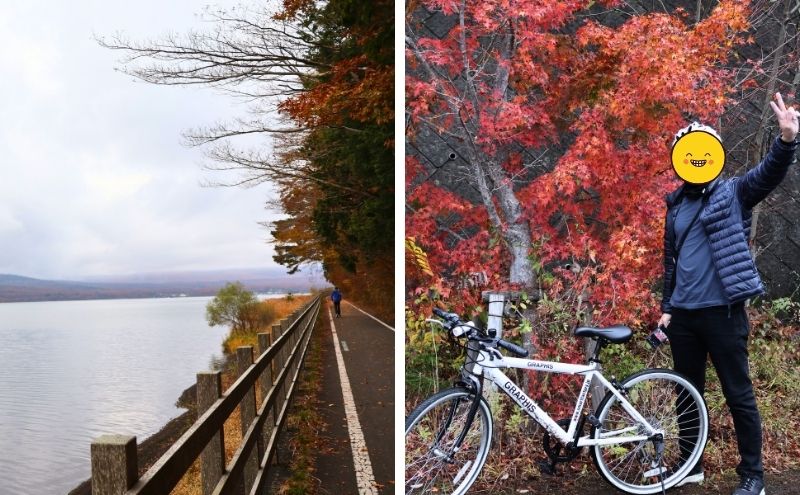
[316,301,394,494]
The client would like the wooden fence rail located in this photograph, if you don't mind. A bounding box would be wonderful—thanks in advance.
[90,295,323,495]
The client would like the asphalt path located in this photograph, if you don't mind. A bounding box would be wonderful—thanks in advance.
[316,300,394,494]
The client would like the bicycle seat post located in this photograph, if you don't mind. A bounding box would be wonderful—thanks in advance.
[588,337,605,365]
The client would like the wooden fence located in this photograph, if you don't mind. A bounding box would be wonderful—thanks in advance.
[90,294,323,495]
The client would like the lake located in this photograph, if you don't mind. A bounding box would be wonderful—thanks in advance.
[0,296,258,494]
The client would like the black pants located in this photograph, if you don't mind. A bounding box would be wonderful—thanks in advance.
[665,303,763,479]
[334,300,341,316]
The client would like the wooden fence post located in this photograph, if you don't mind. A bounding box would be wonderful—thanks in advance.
[197,372,225,495]
[83,297,321,495]
[91,435,137,495]
[237,346,258,491]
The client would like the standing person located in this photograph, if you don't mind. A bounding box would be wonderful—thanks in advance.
[659,92,798,495]
[331,287,343,317]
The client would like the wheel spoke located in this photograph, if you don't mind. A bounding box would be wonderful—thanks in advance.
[591,371,708,493]
[406,389,491,494]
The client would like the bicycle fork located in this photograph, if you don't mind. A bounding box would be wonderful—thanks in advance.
[431,373,484,465]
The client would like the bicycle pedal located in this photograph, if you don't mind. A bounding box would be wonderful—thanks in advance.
[537,459,558,476]
[586,414,602,428]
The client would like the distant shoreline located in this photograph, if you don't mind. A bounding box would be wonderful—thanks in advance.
[0,291,305,305]
[0,271,327,304]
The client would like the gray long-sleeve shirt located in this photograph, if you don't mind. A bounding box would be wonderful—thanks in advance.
[669,196,728,309]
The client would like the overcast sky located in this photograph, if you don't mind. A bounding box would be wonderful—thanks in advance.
[0,1,303,280]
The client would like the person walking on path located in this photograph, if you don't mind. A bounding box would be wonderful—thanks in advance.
[659,92,798,495]
[331,287,343,317]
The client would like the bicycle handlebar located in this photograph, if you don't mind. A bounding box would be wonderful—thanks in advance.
[432,307,529,357]
[496,339,529,358]
[432,307,459,323]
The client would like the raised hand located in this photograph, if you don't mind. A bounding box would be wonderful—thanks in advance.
[769,92,799,143]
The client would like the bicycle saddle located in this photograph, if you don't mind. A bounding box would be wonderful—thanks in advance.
[574,325,632,343]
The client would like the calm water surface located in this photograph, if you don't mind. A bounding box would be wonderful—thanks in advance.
[0,297,236,494]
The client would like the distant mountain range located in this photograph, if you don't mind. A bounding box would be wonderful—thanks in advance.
[0,268,329,303]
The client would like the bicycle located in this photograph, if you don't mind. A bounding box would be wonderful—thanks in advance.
[405,308,709,495]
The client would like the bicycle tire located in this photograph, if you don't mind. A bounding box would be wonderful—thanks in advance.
[590,368,709,494]
[405,387,493,495]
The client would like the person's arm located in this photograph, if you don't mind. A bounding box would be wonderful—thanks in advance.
[737,92,799,210]
[661,208,676,316]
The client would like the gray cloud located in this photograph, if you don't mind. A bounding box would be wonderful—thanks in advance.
[0,1,293,279]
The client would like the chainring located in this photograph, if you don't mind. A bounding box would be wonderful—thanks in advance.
[542,418,583,463]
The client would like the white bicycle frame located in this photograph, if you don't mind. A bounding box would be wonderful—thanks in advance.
[474,351,662,447]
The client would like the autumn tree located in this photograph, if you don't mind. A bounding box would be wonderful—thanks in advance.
[101,1,394,319]
[274,0,394,318]
[406,0,751,332]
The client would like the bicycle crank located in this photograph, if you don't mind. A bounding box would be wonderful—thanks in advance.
[539,418,584,475]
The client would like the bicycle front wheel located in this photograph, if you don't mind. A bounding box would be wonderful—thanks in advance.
[590,369,708,494]
[405,387,493,495]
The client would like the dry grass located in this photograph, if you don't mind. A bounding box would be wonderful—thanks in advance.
[223,295,313,354]
[169,295,311,495]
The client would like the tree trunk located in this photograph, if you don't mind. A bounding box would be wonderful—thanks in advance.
[750,0,791,254]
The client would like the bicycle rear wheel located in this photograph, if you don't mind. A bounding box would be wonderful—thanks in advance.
[405,387,492,495]
[590,369,708,494]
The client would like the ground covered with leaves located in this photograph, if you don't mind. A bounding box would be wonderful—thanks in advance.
[475,466,800,494]
[406,299,800,494]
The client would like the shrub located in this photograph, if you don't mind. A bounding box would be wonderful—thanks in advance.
[206,282,259,335]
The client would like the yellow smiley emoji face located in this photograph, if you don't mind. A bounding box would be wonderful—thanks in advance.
[671,130,725,184]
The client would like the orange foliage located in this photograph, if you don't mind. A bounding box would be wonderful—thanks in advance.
[272,0,394,322]
[280,57,394,128]
[277,1,394,133]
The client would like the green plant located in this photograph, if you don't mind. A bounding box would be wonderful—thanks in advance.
[206,282,259,335]
[601,340,648,380]
[405,309,457,398]
[764,297,800,325]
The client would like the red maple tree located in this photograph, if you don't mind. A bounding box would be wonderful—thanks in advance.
[406,0,751,329]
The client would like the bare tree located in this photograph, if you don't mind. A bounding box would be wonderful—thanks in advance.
[98,6,328,187]
[735,0,800,253]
